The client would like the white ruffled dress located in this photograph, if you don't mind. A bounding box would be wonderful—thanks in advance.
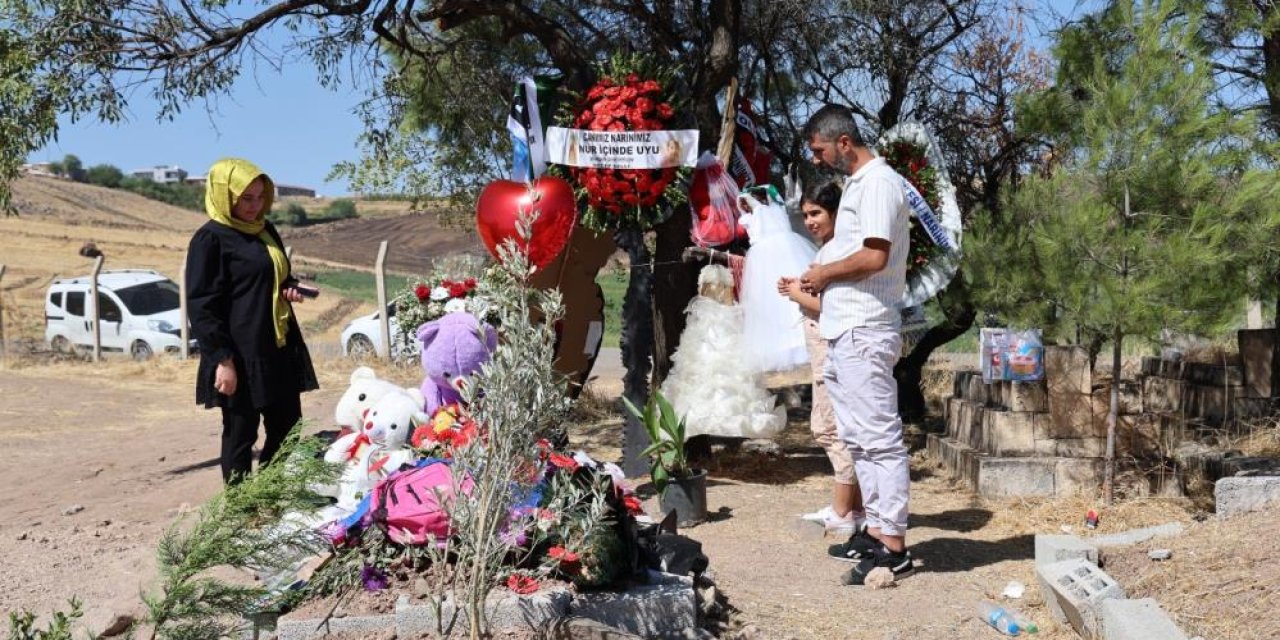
[661,276,786,439]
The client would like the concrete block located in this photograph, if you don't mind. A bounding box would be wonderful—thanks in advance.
[278,613,395,640]
[1034,534,1099,568]
[1238,329,1273,398]
[926,434,980,490]
[1056,437,1107,458]
[1182,361,1243,387]
[1009,380,1049,412]
[1216,476,1280,518]
[1141,376,1187,414]
[978,457,1056,497]
[1116,414,1167,459]
[1055,458,1104,496]
[395,586,571,636]
[569,571,696,639]
[1091,522,1184,547]
[1046,345,1092,394]
[1223,456,1280,477]
[981,410,1037,455]
[1099,598,1188,640]
[1037,558,1126,639]
[1094,380,1141,415]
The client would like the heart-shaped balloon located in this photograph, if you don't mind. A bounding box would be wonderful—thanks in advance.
[475,177,578,269]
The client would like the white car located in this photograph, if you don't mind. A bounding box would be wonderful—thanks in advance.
[340,302,416,358]
[44,269,195,360]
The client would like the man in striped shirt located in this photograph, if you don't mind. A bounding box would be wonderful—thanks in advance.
[799,104,914,585]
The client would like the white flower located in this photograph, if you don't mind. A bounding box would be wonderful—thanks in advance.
[444,298,467,314]
[430,286,450,301]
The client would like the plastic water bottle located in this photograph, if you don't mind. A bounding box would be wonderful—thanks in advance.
[977,601,1021,636]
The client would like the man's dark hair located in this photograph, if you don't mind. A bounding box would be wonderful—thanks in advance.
[802,104,865,146]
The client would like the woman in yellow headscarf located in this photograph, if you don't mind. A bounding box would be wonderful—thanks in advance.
[186,158,319,485]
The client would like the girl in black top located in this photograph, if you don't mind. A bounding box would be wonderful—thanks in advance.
[185,158,319,484]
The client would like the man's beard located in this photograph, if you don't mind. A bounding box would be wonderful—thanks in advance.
[817,148,857,178]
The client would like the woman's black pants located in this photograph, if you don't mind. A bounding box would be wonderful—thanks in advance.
[220,394,302,485]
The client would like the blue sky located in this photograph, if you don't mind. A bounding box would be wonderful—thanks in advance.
[29,1,1088,197]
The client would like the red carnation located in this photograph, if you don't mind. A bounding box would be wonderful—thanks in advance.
[464,277,477,288]
[448,282,467,298]
[640,80,660,93]
[548,452,580,472]
[623,494,644,516]
[656,103,674,120]
[626,73,641,84]
[548,545,582,574]
[635,97,654,114]
[506,574,539,595]
[414,284,430,301]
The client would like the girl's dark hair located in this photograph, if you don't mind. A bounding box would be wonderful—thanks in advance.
[801,180,842,215]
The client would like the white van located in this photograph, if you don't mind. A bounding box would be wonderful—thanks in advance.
[44,269,195,359]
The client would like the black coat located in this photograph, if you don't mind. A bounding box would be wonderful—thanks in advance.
[185,220,318,410]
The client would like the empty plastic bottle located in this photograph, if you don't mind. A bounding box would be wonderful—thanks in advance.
[1011,611,1039,634]
[977,601,1021,636]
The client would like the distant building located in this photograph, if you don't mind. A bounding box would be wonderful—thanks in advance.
[130,165,188,184]
[20,162,58,177]
[276,184,317,198]
[185,175,315,199]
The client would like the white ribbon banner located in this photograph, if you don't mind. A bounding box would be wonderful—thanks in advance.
[546,127,700,169]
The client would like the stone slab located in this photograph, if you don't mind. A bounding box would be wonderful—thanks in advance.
[1223,456,1280,477]
[1099,598,1188,640]
[568,571,696,640]
[981,409,1038,455]
[1216,476,1280,519]
[1055,458,1105,496]
[278,613,395,640]
[1238,329,1274,398]
[396,585,572,636]
[1056,437,1106,458]
[1009,380,1049,412]
[1090,522,1184,547]
[1037,558,1126,639]
[1034,534,1099,568]
[1141,376,1188,415]
[1181,361,1243,387]
[978,457,1057,497]
[1047,347,1096,440]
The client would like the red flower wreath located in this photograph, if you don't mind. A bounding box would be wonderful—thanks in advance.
[559,58,688,231]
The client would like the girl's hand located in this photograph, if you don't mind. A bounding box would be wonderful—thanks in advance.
[283,287,305,303]
[215,359,238,396]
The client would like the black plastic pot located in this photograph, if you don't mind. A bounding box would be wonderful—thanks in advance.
[659,469,708,527]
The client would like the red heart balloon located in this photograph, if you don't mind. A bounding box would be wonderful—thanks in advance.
[475,177,578,269]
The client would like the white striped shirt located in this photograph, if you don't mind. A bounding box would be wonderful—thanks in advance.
[817,157,909,338]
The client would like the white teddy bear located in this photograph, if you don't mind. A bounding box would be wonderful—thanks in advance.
[332,387,427,511]
[332,366,417,433]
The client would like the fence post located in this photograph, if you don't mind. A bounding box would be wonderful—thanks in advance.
[375,241,390,359]
[90,255,104,362]
[0,264,6,359]
[179,252,190,360]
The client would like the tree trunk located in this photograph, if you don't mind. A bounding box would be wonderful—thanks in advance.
[894,277,975,421]
[1272,287,1280,398]
[1105,327,1121,505]
[616,228,654,476]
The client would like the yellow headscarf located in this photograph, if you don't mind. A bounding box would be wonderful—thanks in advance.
[204,158,292,348]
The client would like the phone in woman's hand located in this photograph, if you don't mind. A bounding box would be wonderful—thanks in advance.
[293,284,320,299]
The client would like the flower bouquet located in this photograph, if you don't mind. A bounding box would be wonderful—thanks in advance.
[556,55,690,232]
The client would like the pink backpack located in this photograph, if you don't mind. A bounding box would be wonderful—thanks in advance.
[367,461,474,545]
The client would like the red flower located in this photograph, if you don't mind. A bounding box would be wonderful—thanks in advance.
[506,574,539,595]
[626,73,641,84]
[548,452,580,472]
[656,103,674,119]
[448,282,468,298]
[548,545,582,574]
[635,97,654,114]
[622,494,644,516]
[414,284,430,301]
[640,80,660,93]
[464,277,477,289]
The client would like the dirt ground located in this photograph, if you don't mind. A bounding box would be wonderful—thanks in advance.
[0,349,1208,640]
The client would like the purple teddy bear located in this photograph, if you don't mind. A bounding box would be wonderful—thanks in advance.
[416,312,498,415]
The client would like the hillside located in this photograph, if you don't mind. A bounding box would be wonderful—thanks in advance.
[0,176,480,349]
